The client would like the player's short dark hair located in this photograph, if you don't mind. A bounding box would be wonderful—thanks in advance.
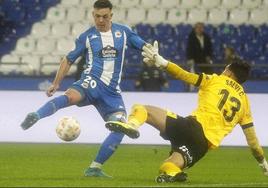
[94,0,113,10]
[228,57,251,84]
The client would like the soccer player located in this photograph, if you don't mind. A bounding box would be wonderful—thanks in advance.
[106,41,268,182]
[20,0,145,177]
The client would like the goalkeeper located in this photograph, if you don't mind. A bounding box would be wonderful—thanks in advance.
[105,41,268,183]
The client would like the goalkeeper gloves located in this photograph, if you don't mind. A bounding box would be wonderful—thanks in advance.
[142,41,168,68]
[259,158,268,176]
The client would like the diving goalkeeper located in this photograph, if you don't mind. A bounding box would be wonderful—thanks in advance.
[105,41,268,183]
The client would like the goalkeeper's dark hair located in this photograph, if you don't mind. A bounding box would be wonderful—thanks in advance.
[94,0,113,10]
[228,57,251,84]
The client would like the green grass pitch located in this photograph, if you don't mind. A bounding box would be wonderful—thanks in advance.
[0,143,268,187]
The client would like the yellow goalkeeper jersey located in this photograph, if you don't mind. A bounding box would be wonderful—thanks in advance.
[166,62,253,149]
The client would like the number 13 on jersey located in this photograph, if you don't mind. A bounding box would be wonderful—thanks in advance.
[218,89,241,122]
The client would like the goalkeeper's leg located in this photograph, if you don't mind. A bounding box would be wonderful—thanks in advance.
[105,104,168,138]
[156,152,187,183]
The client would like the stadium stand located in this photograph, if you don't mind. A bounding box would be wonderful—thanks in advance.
[146,9,166,24]
[126,8,146,25]
[180,0,200,9]
[0,0,268,92]
[140,0,160,9]
[228,9,249,25]
[207,8,228,25]
[120,0,140,9]
[166,8,187,25]
[221,0,241,10]
[200,0,221,9]
[187,9,208,24]
[112,8,127,23]
[160,0,180,9]
[242,0,262,9]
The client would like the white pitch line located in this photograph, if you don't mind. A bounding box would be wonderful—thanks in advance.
[138,182,268,187]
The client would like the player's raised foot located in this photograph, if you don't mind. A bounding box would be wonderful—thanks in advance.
[155,172,187,183]
[105,121,140,139]
[20,112,39,130]
[84,167,112,178]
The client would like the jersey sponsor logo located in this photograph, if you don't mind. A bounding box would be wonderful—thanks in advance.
[99,45,118,59]
[115,30,122,38]
[179,145,193,165]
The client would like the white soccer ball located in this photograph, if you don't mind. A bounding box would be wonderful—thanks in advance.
[56,116,81,142]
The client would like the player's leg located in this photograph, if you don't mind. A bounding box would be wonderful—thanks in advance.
[85,91,127,178]
[21,88,83,130]
[106,104,168,137]
[156,152,187,183]
[157,116,209,183]
[85,111,125,178]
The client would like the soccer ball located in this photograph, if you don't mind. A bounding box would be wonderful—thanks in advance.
[56,116,81,142]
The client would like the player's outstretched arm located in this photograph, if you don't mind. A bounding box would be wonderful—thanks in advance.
[243,126,268,176]
[46,57,71,97]
[142,41,200,85]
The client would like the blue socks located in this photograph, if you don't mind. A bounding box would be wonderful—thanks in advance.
[36,95,69,119]
[95,132,124,164]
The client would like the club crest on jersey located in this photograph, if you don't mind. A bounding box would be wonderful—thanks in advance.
[115,30,122,38]
[99,45,118,59]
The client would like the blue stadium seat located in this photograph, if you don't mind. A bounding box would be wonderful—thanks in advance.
[20,0,40,8]
[13,25,32,38]
[217,24,237,35]
[178,39,187,54]
[213,50,224,64]
[5,6,26,24]
[154,24,174,41]
[160,38,179,59]
[1,0,20,10]
[134,24,154,42]
[120,79,136,91]
[0,37,17,56]
[26,6,46,23]
[258,24,268,37]
[125,49,142,65]
[216,24,238,43]
[254,56,267,64]
[222,37,243,53]
[175,24,192,40]
[257,24,268,49]
[0,0,60,57]
[39,0,60,8]
[243,39,263,60]
[204,24,217,37]
[124,64,141,78]
[263,50,268,61]
[237,24,257,41]
[172,54,186,63]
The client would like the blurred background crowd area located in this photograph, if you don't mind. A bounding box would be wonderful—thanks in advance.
[0,0,268,92]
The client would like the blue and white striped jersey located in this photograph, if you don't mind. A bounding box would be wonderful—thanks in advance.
[67,23,146,93]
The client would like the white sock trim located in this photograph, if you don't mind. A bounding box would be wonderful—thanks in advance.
[89,161,102,169]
